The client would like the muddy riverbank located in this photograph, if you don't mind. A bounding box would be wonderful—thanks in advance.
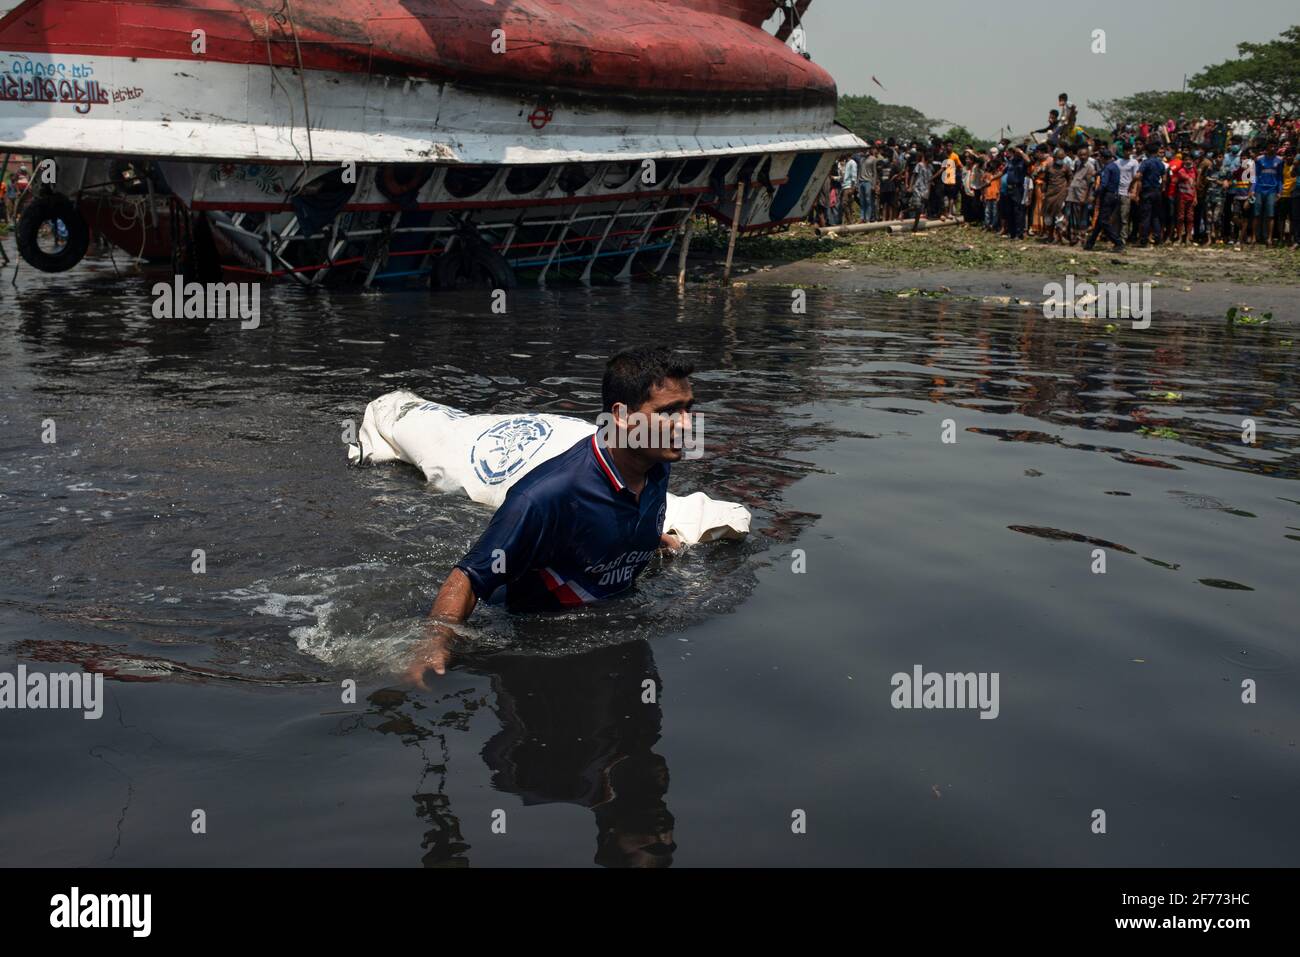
[691,221,1300,321]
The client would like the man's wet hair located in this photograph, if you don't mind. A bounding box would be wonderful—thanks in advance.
[602,346,695,414]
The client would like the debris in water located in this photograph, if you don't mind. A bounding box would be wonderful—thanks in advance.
[1007,525,1136,554]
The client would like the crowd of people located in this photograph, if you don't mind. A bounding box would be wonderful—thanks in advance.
[817,94,1300,252]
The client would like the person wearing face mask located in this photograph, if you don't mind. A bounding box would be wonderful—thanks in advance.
[1222,142,1242,175]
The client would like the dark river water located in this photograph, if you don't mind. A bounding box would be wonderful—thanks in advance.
[1,253,1297,867]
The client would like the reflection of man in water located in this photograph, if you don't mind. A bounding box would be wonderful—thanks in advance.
[475,640,676,867]
[407,346,695,683]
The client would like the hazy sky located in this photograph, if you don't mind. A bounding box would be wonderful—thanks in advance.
[800,0,1296,138]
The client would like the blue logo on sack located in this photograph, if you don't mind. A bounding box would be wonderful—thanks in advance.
[471,416,553,485]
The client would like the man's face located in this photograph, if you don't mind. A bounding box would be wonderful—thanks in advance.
[615,377,695,464]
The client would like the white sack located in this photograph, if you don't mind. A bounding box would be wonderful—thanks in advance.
[348,390,750,545]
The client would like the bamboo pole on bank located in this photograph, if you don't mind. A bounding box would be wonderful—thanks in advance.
[677,216,695,287]
[886,217,962,234]
[721,181,745,282]
[817,216,963,238]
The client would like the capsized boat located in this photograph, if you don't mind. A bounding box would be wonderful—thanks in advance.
[0,0,861,287]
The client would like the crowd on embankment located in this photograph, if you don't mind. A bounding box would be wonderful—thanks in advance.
[816,96,1300,251]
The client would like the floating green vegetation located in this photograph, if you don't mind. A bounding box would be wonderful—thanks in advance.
[1146,391,1184,401]
[1137,426,1181,439]
[1227,306,1272,326]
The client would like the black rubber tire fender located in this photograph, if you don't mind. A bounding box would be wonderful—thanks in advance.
[16,195,91,273]
[434,237,516,291]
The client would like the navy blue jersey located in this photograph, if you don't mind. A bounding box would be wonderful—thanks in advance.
[455,435,669,612]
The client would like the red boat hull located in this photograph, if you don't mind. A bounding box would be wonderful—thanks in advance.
[0,0,835,106]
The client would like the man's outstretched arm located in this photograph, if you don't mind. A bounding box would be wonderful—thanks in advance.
[405,488,553,684]
[406,568,478,685]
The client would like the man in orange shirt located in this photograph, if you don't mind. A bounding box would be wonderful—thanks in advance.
[940,140,963,218]
[982,150,1002,230]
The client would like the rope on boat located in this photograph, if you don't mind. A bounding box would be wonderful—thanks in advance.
[264,10,308,169]
[283,0,314,163]
[268,0,314,173]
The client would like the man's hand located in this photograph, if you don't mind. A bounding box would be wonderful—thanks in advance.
[405,568,477,686]
[406,618,455,688]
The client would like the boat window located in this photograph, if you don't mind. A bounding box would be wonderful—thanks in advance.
[444,166,498,198]
[505,165,551,195]
[557,163,596,193]
[675,158,709,185]
[602,162,636,190]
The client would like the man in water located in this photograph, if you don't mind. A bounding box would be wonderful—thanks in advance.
[407,346,695,682]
